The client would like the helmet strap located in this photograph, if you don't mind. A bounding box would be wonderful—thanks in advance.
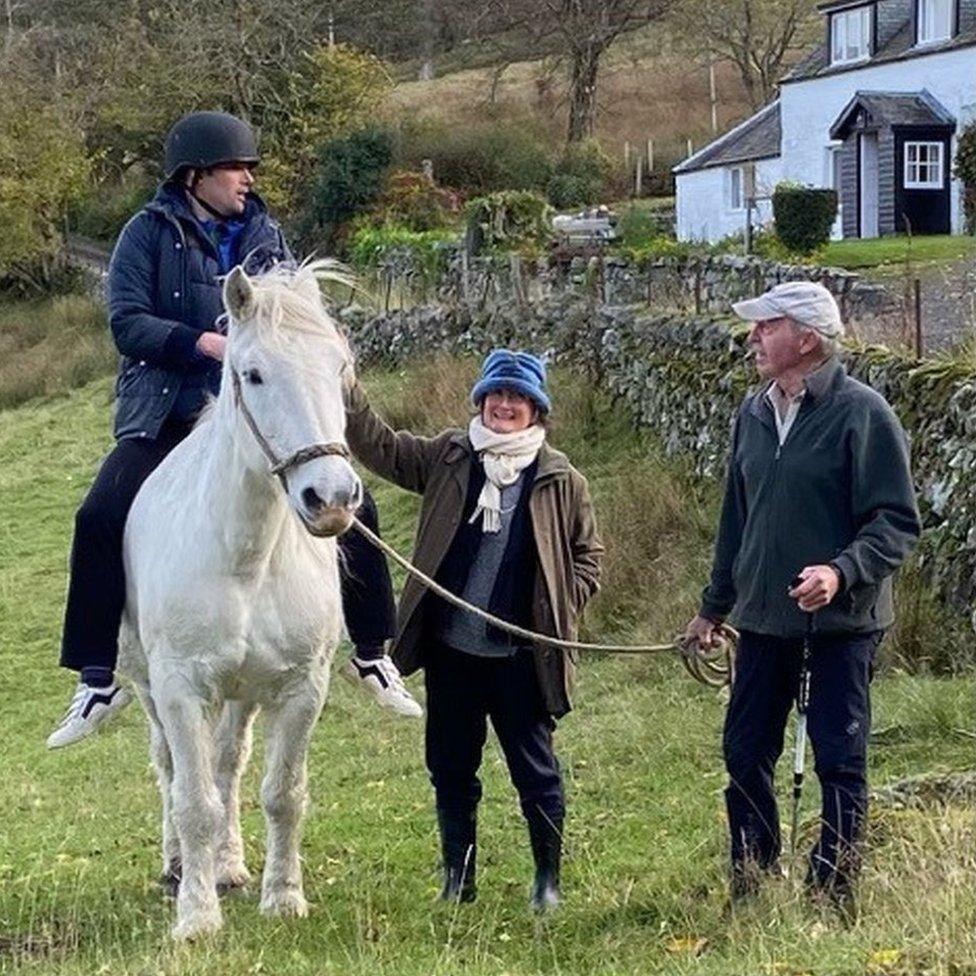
[185,172,230,221]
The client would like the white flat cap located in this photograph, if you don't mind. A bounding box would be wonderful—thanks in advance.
[732,281,845,338]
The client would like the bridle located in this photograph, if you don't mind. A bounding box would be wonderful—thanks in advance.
[230,366,351,493]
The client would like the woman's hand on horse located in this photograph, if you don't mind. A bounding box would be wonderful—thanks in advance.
[196,332,227,361]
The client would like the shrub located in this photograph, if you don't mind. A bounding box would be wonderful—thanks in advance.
[615,206,677,249]
[772,184,837,255]
[464,190,552,252]
[367,170,461,232]
[547,139,611,208]
[952,122,976,235]
[346,222,456,275]
[299,127,394,251]
[69,171,156,243]
[396,119,554,195]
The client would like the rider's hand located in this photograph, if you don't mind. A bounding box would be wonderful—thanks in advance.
[196,332,227,361]
[683,614,722,651]
[788,565,841,612]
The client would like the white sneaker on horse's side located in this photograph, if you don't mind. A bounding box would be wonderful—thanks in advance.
[340,655,423,718]
[46,681,133,749]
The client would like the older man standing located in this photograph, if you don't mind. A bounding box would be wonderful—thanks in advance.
[685,281,920,913]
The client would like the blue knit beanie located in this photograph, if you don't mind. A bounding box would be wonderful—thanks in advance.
[470,349,551,415]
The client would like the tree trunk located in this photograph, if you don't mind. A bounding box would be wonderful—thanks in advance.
[567,41,601,142]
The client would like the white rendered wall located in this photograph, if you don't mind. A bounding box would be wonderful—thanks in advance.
[779,45,976,234]
[676,156,784,242]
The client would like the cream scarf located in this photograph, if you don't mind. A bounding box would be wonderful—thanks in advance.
[467,416,546,533]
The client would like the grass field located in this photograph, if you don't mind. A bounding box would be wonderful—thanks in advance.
[820,236,976,273]
[0,361,973,975]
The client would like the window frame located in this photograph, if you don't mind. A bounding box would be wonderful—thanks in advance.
[903,141,944,190]
[830,5,873,65]
[728,166,745,211]
[916,0,953,45]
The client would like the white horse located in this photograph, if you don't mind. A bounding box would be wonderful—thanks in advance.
[118,262,362,940]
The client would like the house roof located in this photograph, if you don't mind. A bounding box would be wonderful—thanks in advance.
[673,101,781,175]
[829,90,957,139]
[782,1,976,83]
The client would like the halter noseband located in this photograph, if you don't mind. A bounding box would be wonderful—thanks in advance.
[230,367,350,492]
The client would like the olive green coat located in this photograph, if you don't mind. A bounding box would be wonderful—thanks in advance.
[345,383,603,717]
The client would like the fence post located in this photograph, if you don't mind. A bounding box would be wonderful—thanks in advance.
[914,278,923,357]
[694,266,702,315]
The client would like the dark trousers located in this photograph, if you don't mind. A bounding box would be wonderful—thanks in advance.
[723,628,881,890]
[424,642,564,823]
[60,425,396,672]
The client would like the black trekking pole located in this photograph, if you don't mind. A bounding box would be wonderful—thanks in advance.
[790,607,814,857]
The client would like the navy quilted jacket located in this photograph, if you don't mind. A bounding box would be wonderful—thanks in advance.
[107,183,290,441]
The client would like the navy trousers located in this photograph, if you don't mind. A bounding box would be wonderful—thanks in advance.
[723,628,881,890]
[60,423,395,671]
[424,642,564,824]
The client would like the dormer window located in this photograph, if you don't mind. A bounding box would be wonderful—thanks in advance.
[917,0,953,44]
[831,5,873,64]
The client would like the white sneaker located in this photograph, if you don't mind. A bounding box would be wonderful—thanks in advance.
[340,655,423,718]
[46,681,134,749]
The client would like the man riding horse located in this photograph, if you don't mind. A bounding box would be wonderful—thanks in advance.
[48,110,420,749]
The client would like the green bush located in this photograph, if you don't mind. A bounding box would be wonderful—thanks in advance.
[464,190,552,253]
[546,174,591,209]
[772,184,837,255]
[396,120,554,195]
[952,122,976,235]
[299,127,394,251]
[346,223,457,274]
[69,171,156,243]
[615,206,677,250]
[366,170,461,232]
[547,139,611,208]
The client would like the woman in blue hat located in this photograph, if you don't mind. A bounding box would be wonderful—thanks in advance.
[345,349,603,912]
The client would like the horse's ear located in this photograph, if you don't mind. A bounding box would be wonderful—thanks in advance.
[224,266,257,323]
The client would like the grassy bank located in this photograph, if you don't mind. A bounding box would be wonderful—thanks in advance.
[0,363,973,975]
[0,295,114,411]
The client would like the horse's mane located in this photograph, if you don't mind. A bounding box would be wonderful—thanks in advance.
[231,259,356,362]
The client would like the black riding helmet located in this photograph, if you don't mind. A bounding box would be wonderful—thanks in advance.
[163,111,260,181]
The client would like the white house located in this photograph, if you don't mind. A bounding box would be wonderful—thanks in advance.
[675,0,976,241]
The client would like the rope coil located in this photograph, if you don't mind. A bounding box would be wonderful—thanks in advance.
[349,516,735,688]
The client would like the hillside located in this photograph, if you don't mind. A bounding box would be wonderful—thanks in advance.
[390,26,756,169]
[0,364,973,975]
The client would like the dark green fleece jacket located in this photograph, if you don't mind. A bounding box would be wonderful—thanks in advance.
[700,357,921,637]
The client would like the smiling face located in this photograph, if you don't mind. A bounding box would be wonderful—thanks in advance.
[192,162,255,217]
[481,387,539,433]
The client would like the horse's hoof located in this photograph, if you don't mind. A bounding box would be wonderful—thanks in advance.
[260,889,309,918]
[216,864,252,896]
[171,909,223,941]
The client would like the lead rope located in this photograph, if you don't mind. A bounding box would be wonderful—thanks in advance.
[348,515,736,688]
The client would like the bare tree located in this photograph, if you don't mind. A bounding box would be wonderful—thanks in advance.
[668,0,819,111]
[493,0,676,142]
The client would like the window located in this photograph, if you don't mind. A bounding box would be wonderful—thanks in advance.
[728,164,755,210]
[904,141,944,188]
[917,0,953,43]
[729,167,744,210]
[831,6,872,64]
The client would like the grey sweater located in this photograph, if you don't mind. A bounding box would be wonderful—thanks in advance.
[700,357,921,637]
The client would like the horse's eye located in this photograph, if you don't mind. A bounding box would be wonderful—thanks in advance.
[244,369,263,385]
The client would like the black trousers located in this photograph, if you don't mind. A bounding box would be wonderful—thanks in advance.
[723,628,882,890]
[424,642,564,823]
[59,424,396,671]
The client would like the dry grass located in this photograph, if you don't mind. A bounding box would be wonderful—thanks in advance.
[388,30,755,169]
[0,295,115,410]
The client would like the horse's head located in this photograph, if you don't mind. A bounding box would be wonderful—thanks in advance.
[222,262,361,538]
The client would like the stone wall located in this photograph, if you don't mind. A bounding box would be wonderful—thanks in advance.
[340,297,976,623]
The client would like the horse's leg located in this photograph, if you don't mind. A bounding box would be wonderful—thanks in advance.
[259,679,327,917]
[213,700,258,891]
[152,669,224,940]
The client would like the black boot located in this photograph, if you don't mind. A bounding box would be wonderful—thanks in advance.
[527,812,562,913]
[437,807,477,903]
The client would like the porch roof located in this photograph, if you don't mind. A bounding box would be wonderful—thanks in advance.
[829,90,956,140]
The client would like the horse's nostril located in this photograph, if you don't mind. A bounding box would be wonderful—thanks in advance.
[302,487,324,512]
